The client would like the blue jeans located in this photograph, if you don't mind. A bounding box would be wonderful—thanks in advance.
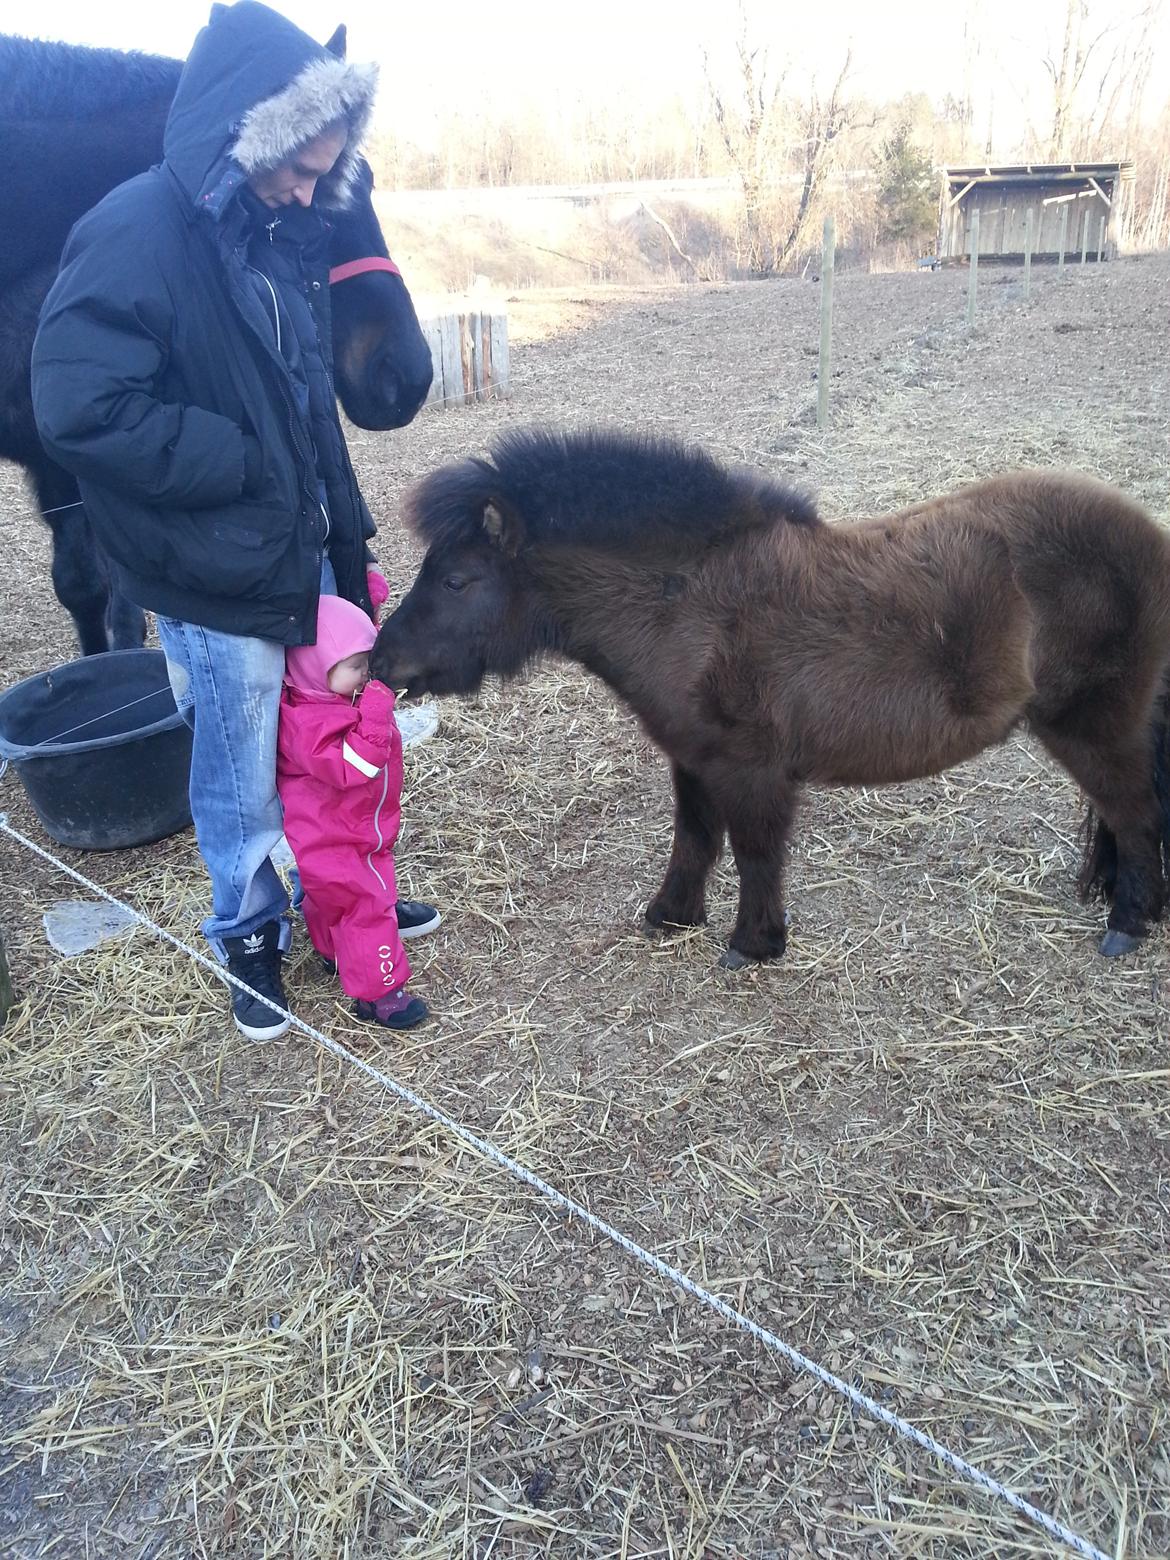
[158,560,337,959]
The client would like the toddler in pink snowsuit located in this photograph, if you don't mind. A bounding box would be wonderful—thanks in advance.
[278,594,429,1030]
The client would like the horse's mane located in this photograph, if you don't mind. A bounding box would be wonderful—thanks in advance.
[0,35,181,120]
[406,427,820,555]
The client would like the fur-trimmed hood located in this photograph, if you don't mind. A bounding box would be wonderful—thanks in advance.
[164,0,376,211]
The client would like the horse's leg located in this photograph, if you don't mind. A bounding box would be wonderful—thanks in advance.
[31,466,111,656]
[645,762,725,931]
[107,594,148,650]
[49,508,116,657]
[102,551,147,650]
[1032,717,1165,954]
[721,783,797,968]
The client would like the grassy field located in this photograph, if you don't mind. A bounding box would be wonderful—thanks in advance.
[2,251,1168,1558]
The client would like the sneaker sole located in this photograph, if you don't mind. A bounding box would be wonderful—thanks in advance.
[398,911,442,939]
[234,1013,293,1043]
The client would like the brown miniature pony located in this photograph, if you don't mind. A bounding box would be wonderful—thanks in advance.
[372,429,1170,968]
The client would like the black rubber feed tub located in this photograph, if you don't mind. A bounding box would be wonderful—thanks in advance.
[0,650,193,850]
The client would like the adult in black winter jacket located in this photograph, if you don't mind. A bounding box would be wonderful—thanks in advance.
[33,0,378,641]
[31,1,438,1041]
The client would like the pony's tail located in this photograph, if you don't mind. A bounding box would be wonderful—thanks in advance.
[1078,678,1170,904]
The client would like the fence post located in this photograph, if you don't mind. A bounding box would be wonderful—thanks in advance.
[1024,208,1034,300]
[966,208,980,327]
[1058,204,1069,272]
[1097,215,1106,262]
[816,215,835,430]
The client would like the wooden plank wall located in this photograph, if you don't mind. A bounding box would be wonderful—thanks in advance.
[420,310,510,408]
[941,182,1113,260]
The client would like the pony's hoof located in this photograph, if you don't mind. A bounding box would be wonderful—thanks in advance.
[718,947,756,970]
[1099,928,1143,957]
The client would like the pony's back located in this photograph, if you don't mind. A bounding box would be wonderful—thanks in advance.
[406,427,820,558]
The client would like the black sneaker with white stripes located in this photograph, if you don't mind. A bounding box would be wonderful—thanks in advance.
[223,920,291,1042]
[395,899,442,939]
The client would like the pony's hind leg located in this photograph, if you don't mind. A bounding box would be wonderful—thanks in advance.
[1033,719,1164,955]
[645,763,725,932]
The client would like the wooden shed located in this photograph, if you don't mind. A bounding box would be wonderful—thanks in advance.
[937,162,1135,265]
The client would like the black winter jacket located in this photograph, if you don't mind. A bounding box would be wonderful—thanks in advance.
[32,1,380,644]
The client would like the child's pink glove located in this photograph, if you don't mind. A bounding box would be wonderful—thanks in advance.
[366,566,390,622]
[356,678,397,743]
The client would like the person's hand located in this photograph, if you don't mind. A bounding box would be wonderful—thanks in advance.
[366,566,390,622]
[359,677,396,712]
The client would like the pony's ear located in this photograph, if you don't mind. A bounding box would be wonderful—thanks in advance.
[323,24,347,57]
[483,499,524,556]
[208,3,229,20]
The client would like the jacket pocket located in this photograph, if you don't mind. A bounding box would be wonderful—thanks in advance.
[165,500,301,600]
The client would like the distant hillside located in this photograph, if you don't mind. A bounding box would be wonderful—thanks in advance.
[375,179,784,295]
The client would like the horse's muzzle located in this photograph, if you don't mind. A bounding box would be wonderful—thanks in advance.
[343,345,432,431]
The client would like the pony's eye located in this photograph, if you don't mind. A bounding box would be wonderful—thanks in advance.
[444,576,469,594]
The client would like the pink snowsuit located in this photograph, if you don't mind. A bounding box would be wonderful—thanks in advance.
[277,595,410,1001]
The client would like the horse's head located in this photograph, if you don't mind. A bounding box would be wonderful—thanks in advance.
[326,160,433,430]
[371,460,547,698]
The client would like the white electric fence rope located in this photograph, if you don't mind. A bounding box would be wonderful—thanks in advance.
[27,686,176,749]
[0,808,1111,1560]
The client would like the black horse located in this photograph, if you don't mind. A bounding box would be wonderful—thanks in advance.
[0,29,433,656]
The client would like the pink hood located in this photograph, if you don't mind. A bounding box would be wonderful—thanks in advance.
[285,595,377,701]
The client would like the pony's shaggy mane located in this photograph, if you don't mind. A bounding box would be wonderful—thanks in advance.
[405,428,820,555]
[0,36,181,119]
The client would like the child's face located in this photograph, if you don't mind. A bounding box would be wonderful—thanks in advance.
[328,651,370,697]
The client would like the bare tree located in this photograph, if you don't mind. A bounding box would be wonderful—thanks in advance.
[1088,1,1163,152]
[702,9,786,273]
[958,2,983,161]
[702,6,856,274]
[1040,0,1155,159]
[773,53,855,270]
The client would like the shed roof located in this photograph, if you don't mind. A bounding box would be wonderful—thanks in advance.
[942,161,1134,188]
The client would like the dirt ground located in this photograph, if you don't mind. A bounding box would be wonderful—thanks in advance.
[2,253,1169,1560]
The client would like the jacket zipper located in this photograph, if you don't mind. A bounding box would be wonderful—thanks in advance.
[260,227,333,551]
[366,762,390,891]
[240,249,324,569]
[247,265,281,355]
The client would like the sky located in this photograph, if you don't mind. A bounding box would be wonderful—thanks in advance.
[6,0,1169,155]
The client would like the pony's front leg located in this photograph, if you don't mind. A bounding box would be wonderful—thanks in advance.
[645,762,725,931]
[722,786,797,968]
